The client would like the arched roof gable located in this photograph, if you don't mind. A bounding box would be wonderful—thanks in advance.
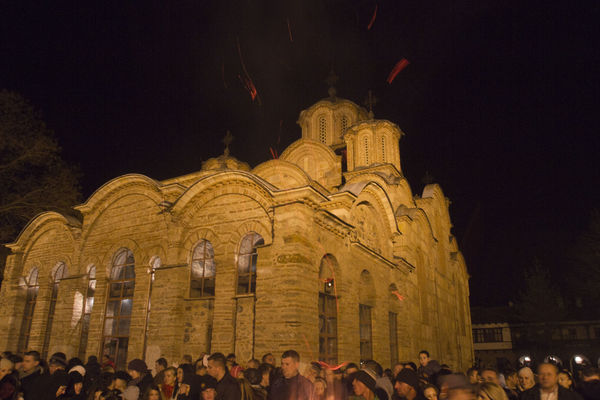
[171,170,274,218]
[252,159,312,189]
[75,174,164,215]
[352,181,399,237]
[279,138,338,166]
[7,211,80,252]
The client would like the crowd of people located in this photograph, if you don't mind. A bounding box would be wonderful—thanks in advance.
[1,348,599,400]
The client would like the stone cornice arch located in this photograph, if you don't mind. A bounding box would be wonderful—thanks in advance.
[181,227,221,264]
[352,181,399,236]
[171,171,275,219]
[395,205,437,242]
[7,211,81,253]
[251,159,312,189]
[297,98,368,122]
[279,138,339,166]
[75,174,164,215]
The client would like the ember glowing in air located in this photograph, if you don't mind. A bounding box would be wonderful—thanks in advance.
[287,18,293,42]
[367,4,378,30]
[387,58,410,84]
[236,37,261,103]
[317,360,349,371]
[391,290,405,301]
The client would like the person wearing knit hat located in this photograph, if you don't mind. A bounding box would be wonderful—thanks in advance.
[66,371,86,400]
[353,369,379,399]
[128,358,154,397]
[395,368,425,400]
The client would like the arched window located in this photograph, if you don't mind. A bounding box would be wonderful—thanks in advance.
[190,240,216,297]
[78,266,96,359]
[359,270,375,361]
[42,263,67,358]
[319,116,327,144]
[18,268,39,353]
[319,255,338,364]
[236,232,264,294]
[102,249,135,370]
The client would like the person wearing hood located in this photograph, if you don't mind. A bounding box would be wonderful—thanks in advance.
[394,368,426,400]
[128,359,154,399]
[84,356,102,396]
[351,369,379,400]
[115,371,140,400]
[19,351,44,400]
[364,360,394,400]
[64,371,86,400]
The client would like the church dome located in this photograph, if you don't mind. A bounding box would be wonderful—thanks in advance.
[201,131,250,172]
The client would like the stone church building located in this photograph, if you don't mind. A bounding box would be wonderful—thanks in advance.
[0,91,473,370]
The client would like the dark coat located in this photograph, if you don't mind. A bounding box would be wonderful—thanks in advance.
[269,373,314,400]
[0,374,18,400]
[18,367,42,400]
[216,373,241,400]
[519,385,583,400]
[577,380,600,400]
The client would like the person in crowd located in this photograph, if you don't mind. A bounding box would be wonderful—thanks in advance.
[577,367,600,400]
[101,355,115,372]
[558,371,575,391]
[114,371,139,400]
[392,364,404,380]
[65,370,85,400]
[364,360,393,400]
[448,387,476,400]
[313,376,327,400]
[481,368,518,400]
[84,355,102,395]
[0,357,18,400]
[351,369,378,400]
[517,368,536,392]
[247,360,260,370]
[394,368,425,400]
[18,350,43,400]
[201,380,218,400]
[505,371,519,393]
[258,363,273,392]
[269,350,313,400]
[344,363,360,396]
[520,363,582,400]
[243,367,267,400]
[160,367,178,400]
[225,355,236,370]
[182,355,194,366]
[207,352,240,400]
[405,363,418,372]
[142,384,161,400]
[8,355,23,372]
[128,358,154,398]
[304,362,323,384]
[418,351,441,382]
[478,382,508,400]
[466,368,480,386]
[261,354,276,368]
[424,384,439,400]
[154,358,168,386]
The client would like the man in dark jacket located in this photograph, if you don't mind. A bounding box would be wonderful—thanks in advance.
[577,368,600,400]
[519,363,582,400]
[18,351,43,400]
[269,350,313,400]
[207,353,241,400]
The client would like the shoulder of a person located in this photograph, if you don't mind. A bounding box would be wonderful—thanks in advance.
[558,386,582,400]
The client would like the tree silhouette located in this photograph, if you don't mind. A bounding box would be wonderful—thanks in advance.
[0,90,81,285]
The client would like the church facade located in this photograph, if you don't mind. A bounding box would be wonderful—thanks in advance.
[0,93,473,370]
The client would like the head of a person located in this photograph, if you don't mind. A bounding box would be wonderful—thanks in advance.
[505,371,518,388]
[207,353,227,380]
[353,370,377,397]
[538,363,559,391]
[405,362,417,371]
[305,361,322,382]
[518,367,535,390]
[49,355,67,374]
[114,371,132,390]
[344,362,359,377]
[196,362,207,376]
[0,358,14,380]
[419,351,431,367]
[226,353,236,368]
[202,381,218,400]
[143,385,161,400]
[478,382,508,400]
[281,350,300,379]
[163,367,177,386]
[557,370,573,389]
[127,358,147,380]
[247,358,260,369]
[155,358,167,373]
[582,367,600,382]
[315,377,327,396]
[363,360,383,377]
[22,350,40,372]
[102,354,111,363]
[69,371,84,394]
[393,362,405,378]
[467,368,480,384]
[261,353,275,367]
[177,363,194,384]
[8,354,23,370]
[181,354,192,364]
[424,384,440,400]
[449,387,477,400]
[395,368,420,399]
[258,363,272,387]
[481,368,500,385]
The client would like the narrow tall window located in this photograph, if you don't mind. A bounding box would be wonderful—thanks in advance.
[190,240,216,297]
[340,116,348,138]
[319,255,338,364]
[42,263,66,358]
[79,266,96,359]
[319,116,327,144]
[18,268,39,354]
[363,137,370,164]
[237,232,264,294]
[381,136,386,162]
[389,312,398,365]
[359,304,373,360]
[102,249,135,370]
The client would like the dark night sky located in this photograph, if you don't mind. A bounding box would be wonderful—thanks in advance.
[2,0,599,306]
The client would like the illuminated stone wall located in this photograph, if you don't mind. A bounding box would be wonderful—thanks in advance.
[0,95,473,370]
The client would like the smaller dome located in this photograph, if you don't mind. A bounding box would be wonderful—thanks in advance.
[201,154,250,172]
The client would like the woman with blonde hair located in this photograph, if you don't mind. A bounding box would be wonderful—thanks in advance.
[478,382,509,400]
